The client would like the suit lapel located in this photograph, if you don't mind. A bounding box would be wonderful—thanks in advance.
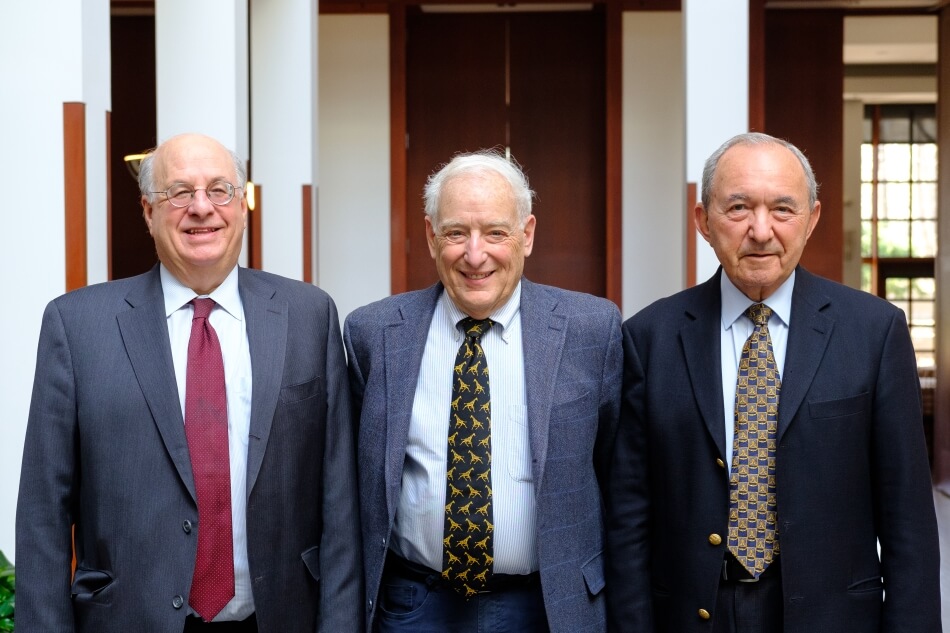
[520,280,565,488]
[384,285,441,516]
[240,269,288,497]
[680,274,729,460]
[777,268,833,439]
[117,266,196,500]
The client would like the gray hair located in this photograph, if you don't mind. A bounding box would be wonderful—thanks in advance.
[423,149,535,227]
[137,137,247,202]
[700,132,819,210]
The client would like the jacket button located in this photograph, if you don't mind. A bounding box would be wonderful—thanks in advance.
[716,458,726,469]
[708,533,722,546]
[172,595,184,609]
[368,598,374,610]
[698,608,711,620]
[182,520,192,534]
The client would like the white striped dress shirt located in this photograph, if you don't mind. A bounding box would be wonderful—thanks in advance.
[391,284,539,574]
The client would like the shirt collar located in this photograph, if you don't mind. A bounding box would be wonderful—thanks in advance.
[440,281,522,343]
[720,270,794,331]
[160,264,243,321]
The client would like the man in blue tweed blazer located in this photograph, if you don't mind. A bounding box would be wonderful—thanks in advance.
[344,150,622,633]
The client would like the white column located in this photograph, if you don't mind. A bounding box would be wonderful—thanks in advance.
[155,0,249,265]
[318,15,391,320]
[685,0,749,284]
[622,11,686,318]
[0,0,111,563]
[250,0,318,281]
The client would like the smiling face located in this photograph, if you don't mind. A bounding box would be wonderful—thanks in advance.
[426,170,536,319]
[695,142,820,301]
[141,134,247,295]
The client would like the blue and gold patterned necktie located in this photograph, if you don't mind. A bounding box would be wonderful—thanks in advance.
[728,303,780,578]
[442,317,494,597]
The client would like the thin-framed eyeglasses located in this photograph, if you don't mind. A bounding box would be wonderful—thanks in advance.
[150,181,243,208]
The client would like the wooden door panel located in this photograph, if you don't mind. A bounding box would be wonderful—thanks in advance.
[406,13,508,291]
[509,12,606,296]
[405,10,606,297]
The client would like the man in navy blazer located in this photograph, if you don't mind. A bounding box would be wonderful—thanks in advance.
[16,133,362,632]
[344,150,621,632]
[606,132,940,632]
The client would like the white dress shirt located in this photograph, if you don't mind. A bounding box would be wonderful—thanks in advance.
[391,283,539,575]
[161,265,254,621]
[719,271,793,469]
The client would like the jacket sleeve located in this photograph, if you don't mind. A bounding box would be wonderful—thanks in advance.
[317,298,365,633]
[605,320,655,632]
[874,308,942,632]
[15,301,79,632]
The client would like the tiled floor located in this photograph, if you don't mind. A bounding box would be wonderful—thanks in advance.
[937,489,950,632]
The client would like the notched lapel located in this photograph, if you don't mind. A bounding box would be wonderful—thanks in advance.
[117,269,196,501]
[241,272,288,497]
[680,311,728,461]
[777,281,833,438]
[520,282,565,488]
[383,294,437,517]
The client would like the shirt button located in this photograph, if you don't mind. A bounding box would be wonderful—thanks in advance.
[698,608,711,620]
[708,533,722,546]
[172,595,184,609]
[182,520,192,534]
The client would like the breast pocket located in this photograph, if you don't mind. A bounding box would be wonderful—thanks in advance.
[507,404,533,482]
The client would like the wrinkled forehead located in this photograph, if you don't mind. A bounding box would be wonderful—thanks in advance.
[438,172,519,223]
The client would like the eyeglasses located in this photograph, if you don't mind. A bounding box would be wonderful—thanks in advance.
[150,181,242,208]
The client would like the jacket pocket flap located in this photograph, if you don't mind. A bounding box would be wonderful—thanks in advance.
[581,550,605,595]
[301,545,321,582]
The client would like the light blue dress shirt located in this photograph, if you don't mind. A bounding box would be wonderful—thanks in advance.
[719,271,793,469]
[391,283,539,575]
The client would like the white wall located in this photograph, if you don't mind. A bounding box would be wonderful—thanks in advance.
[685,0,749,285]
[0,0,111,563]
[621,11,686,318]
[318,15,392,321]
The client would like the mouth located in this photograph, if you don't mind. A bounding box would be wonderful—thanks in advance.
[184,227,220,235]
[462,271,493,281]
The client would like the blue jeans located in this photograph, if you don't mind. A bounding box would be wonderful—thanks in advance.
[374,562,549,633]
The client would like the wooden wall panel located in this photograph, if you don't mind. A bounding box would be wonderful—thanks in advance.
[248,184,262,269]
[933,6,950,487]
[303,184,313,284]
[64,102,88,292]
[764,9,844,283]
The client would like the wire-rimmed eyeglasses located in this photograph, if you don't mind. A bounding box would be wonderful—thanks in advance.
[150,181,243,208]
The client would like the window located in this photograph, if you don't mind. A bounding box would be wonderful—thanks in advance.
[861,104,937,368]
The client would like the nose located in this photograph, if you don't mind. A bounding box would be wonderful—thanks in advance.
[187,188,215,215]
[464,232,488,265]
[747,207,773,243]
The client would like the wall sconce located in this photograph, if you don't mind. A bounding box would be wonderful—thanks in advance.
[123,153,149,180]
[246,181,257,211]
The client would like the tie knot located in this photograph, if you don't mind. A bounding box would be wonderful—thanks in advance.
[191,298,216,321]
[745,303,772,327]
[459,317,493,341]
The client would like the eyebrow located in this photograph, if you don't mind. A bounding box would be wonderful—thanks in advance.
[723,193,800,207]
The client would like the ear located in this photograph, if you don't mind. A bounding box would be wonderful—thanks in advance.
[141,196,155,234]
[425,216,438,259]
[694,203,711,244]
[805,200,821,240]
[522,215,537,257]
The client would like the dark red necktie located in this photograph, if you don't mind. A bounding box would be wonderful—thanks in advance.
[185,298,234,620]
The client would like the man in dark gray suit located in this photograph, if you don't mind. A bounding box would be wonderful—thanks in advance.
[344,150,621,632]
[606,132,940,632]
[16,133,362,633]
